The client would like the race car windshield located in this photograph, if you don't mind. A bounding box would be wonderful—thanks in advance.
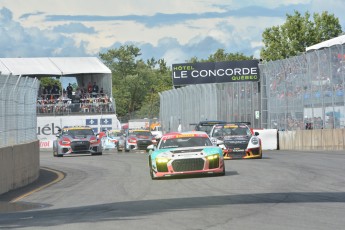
[160,137,212,149]
[132,131,151,136]
[196,125,213,134]
[109,132,122,138]
[213,127,250,136]
[66,129,94,137]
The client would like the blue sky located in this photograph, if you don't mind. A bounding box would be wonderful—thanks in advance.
[0,0,344,66]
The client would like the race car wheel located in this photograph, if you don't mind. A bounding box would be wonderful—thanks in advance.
[219,166,225,176]
[117,145,122,152]
[258,148,263,159]
[150,169,157,180]
[53,147,57,157]
[149,158,157,180]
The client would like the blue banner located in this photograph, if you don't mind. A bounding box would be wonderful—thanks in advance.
[100,118,112,125]
[86,118,98,126]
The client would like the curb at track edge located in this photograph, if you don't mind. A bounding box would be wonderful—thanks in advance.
[10,167,65,203]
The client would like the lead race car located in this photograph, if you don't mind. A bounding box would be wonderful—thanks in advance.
[209,122,262,159]
[53,126,103,157]
[148,131,225,179]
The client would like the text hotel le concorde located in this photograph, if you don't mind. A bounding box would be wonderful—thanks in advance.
[172,60,259,85]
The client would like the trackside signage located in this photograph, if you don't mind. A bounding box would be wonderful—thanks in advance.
[172,60,259,86]
[37,115,121,148]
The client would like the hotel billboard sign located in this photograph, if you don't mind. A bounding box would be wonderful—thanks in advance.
[172,60,259,86]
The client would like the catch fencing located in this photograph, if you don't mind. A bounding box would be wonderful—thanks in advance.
[260,43,345,130]
[0,74,39,147]
[159,82,261,133]
[160,44,345,132]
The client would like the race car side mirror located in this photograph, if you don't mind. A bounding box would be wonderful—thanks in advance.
[147,144,156,151]
[216,139,224,146]
[254,131,259,136]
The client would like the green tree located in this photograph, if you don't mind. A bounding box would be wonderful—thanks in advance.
[99,45,172,121]
[99,45,141,80]
[39,77,62,96]
[40,77,61,88]
[261,11,343,61]
[136,60,172,119]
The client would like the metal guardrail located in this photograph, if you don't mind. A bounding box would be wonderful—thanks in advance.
[0,74,39,147]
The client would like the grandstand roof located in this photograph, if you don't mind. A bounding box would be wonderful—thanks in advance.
[306,34,345,51]
[0,57,111,76]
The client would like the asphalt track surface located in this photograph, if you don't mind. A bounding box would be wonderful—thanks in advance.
[1,149,345,230]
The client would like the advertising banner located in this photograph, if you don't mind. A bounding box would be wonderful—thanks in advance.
[37,114,121,148]
[172,60,259,86]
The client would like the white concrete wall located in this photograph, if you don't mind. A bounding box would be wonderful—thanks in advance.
[254,129,278,150]
[278,129,345,150]
[0,141,40,195]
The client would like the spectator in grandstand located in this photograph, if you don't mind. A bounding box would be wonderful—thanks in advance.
[66,83,73,99]
[87,81,93,95]
[52,82,60,99]
[100,87,104,97]
[42,86,50,100]
[314,117,324,129]
[80,84,86,97]
[75,87,82,99]
[45,84,52,100]
[305,122,313,130]
[92,82,99,98]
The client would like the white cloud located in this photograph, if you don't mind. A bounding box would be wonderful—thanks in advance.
[310,0,345,28]
[162,48,189,65]
[0,0,344,65]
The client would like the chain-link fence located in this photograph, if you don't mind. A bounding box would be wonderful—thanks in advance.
[260,43,345,130]
[0,74,39,147]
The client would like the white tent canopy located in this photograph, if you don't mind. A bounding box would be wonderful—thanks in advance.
[0,57,111,76]
[0,57,112,98]
[306,34,345,51]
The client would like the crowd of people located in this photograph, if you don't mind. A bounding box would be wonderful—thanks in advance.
[37,81,113,114]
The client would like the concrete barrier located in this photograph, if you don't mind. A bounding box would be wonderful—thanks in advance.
[0,141,40,195]
[254,129,278,150]
[278,129,345,151]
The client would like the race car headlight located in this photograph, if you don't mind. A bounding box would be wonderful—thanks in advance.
[90,136,98,144]
[251,137,259,145]
[60,137,71,145]
[128,138,137,143]
[206,154,219,160]
[156,157,169,163]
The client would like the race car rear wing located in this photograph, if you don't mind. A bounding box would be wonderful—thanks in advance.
[189,121,251,126]
[226,122,251,126]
